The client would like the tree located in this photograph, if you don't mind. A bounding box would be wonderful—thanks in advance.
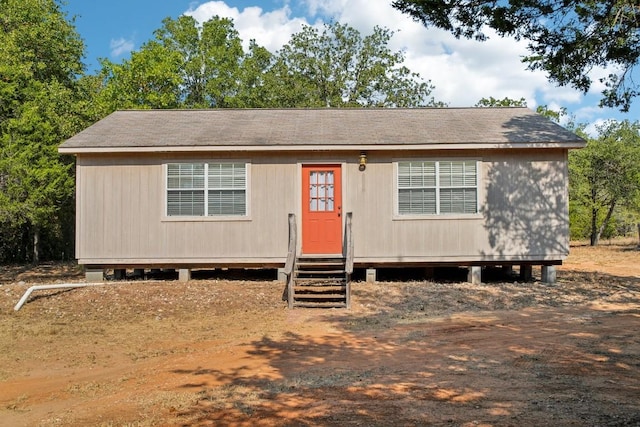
[0,0,87,263]
[230,40,276,108]
[98,19,441,110]
[155,15,245,108]
[475,97,572,126]
[98,15,249,110]
[393,0,640,111]
[270,22,441,107]
[97,42,183,111]
[569,120,640,245]
[475,97,527,107]
[535,105,569,125]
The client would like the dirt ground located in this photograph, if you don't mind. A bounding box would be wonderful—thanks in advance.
[0,240,639,426]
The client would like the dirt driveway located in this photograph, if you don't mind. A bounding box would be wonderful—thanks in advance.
[0,241,639,426]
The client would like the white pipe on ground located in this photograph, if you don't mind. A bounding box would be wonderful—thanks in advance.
[14,283,104,311]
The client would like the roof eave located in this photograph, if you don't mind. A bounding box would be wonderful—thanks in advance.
[58,141,586,155]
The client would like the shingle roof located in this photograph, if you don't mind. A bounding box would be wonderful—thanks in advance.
[59,108,585,153]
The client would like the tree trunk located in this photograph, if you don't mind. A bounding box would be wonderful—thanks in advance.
[590,201,599,246]
[594,200,617,247]
[32,226,40,265]
[637,223,640,247]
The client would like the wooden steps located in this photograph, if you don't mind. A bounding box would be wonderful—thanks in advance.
[290,256,350,308]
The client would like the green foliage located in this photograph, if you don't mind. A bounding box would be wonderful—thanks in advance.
[156,15,245,107]
[98,19,441,110]
[393,0,640,111]
[271,22,441,107]
[475,98,572,127]
[0,0,87,263]
[232,40,276,108]
[569,199,618,241]
[475,97,527,107]
[535,105,570,125]
[569,120,640,244]
[97,15,251,110]
[97,43,183,111]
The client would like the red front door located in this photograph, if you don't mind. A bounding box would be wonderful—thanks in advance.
[302,164,342,254]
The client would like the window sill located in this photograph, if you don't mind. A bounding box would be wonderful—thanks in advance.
[392,213,482,221]
[162,215,252,222]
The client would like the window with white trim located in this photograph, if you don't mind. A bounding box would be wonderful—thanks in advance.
[397,160,478,215]
[167,162,247,216]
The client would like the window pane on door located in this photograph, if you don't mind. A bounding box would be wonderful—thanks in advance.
[309,171,334,212]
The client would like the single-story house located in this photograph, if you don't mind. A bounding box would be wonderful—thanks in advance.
[59,108,584,306]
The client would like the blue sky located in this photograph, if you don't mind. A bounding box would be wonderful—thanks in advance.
[62,0,638,132]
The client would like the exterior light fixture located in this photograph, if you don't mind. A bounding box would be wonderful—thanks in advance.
[359,152,367,171]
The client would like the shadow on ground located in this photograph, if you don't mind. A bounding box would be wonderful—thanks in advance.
[167,269,640,426]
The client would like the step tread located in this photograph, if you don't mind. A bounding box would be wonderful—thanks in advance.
[293,301,348,308]
[296,261,345,267]
[294,283,347,288]
[293,280,346,286]
[297,254,345,259]
[294,294,346,300]
[295,270,346,273]
[293,286,346,296]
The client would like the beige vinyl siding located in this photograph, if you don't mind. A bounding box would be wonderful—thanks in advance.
[347,149,569,262]
[75,149,569,266]
[76,154,294,264]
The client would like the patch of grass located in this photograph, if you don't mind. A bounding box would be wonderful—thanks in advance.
[198,385,262,415]
[262,369,377,394]
[67,380,114,398]
[190,369,377,418]
[99,421,155,427]
[5,394,29,412]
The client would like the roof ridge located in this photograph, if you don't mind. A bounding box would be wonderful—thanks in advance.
[113,106,533,113]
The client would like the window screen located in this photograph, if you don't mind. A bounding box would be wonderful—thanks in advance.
[398,161,437,214]
[167,163,205,216]
[167,162,247,216]
[398,160,478,215]
[208,163,246,215]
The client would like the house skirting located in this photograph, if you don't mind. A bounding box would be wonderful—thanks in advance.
[82,258,562,285]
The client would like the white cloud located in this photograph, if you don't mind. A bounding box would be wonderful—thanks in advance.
[582,117,616,137]
[185,1,309,52]
[110,37,135,58]
[322,0,586,108]
[184,0,589,109]
[573,105,626,137]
